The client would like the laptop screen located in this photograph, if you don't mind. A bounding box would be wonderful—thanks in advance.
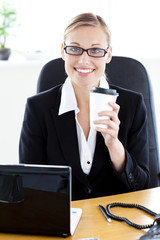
[0,164,71,237]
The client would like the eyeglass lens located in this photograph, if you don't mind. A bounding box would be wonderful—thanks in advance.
[65,46,107,57]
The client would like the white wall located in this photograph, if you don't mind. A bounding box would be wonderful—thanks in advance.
[0,60,45,164]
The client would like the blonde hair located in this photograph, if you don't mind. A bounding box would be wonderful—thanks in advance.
[63,13,111,47]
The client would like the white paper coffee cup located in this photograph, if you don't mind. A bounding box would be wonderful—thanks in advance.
[90,86,119,128]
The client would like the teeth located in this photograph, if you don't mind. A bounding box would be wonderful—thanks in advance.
[76,68,93,73]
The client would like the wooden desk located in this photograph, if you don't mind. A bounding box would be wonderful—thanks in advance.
[0,187,160,240]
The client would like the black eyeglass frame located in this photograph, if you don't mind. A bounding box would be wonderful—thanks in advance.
[63,46,109,58]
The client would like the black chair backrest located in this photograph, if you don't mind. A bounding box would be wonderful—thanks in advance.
[37,56,159,188]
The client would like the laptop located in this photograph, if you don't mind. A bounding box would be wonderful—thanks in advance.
[0,164,82,237]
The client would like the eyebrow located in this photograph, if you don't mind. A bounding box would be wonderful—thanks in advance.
[69,42,102,47]
[69,42,80,46]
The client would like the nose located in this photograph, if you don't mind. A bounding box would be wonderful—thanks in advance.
[78,51,90,65]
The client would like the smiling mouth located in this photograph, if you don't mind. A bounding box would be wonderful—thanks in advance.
[75,68,94,74]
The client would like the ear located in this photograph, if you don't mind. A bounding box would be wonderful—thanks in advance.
[61,43,65,60]
[106,46,112,64]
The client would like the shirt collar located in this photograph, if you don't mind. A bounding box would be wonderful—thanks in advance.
[58,76,109,116]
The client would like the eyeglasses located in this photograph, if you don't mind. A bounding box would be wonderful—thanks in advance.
[64,46,109,58]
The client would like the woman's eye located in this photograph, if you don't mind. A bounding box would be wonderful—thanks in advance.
[70,47,81,53]
[91,48,101,54]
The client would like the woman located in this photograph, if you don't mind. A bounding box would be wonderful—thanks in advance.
[19,13,149,200]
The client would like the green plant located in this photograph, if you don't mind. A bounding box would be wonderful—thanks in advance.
[0,1,17,49]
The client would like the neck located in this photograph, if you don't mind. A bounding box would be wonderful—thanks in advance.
[71,81,100,108]
[73,85,89,109]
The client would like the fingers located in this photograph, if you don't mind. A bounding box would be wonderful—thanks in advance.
[94,119,120,140]
[93,102,120,132]
[96,102,120,125]
[97,112,120,125]
[95,126,118,139]
[99,102,120,115]
[94,118,119,130]
[93,102,120,147]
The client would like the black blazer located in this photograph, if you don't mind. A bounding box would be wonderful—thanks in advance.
[19,84,150,200]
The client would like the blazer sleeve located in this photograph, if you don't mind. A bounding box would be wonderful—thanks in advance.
[117,92,150,190]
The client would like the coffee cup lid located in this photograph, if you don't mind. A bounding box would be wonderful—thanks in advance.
[90,86,119,96]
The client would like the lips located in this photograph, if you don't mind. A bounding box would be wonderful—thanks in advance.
[75,68,94,74]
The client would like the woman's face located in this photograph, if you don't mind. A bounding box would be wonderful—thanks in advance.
[61,26,112,89]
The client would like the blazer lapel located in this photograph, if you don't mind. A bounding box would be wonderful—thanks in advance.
[51,87,91,187]
[89,132,110,179]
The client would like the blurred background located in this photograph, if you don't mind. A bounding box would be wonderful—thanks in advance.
[0,0,160,164]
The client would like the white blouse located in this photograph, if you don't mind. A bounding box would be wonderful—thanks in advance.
[58,76,109,175]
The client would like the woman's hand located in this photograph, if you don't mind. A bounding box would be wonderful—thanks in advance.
[94,102,125,173]
[94,102,120,147]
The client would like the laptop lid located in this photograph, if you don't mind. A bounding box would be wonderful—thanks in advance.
[0,164,74,237]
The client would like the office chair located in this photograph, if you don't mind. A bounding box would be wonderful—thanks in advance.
[37,56,160,188]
